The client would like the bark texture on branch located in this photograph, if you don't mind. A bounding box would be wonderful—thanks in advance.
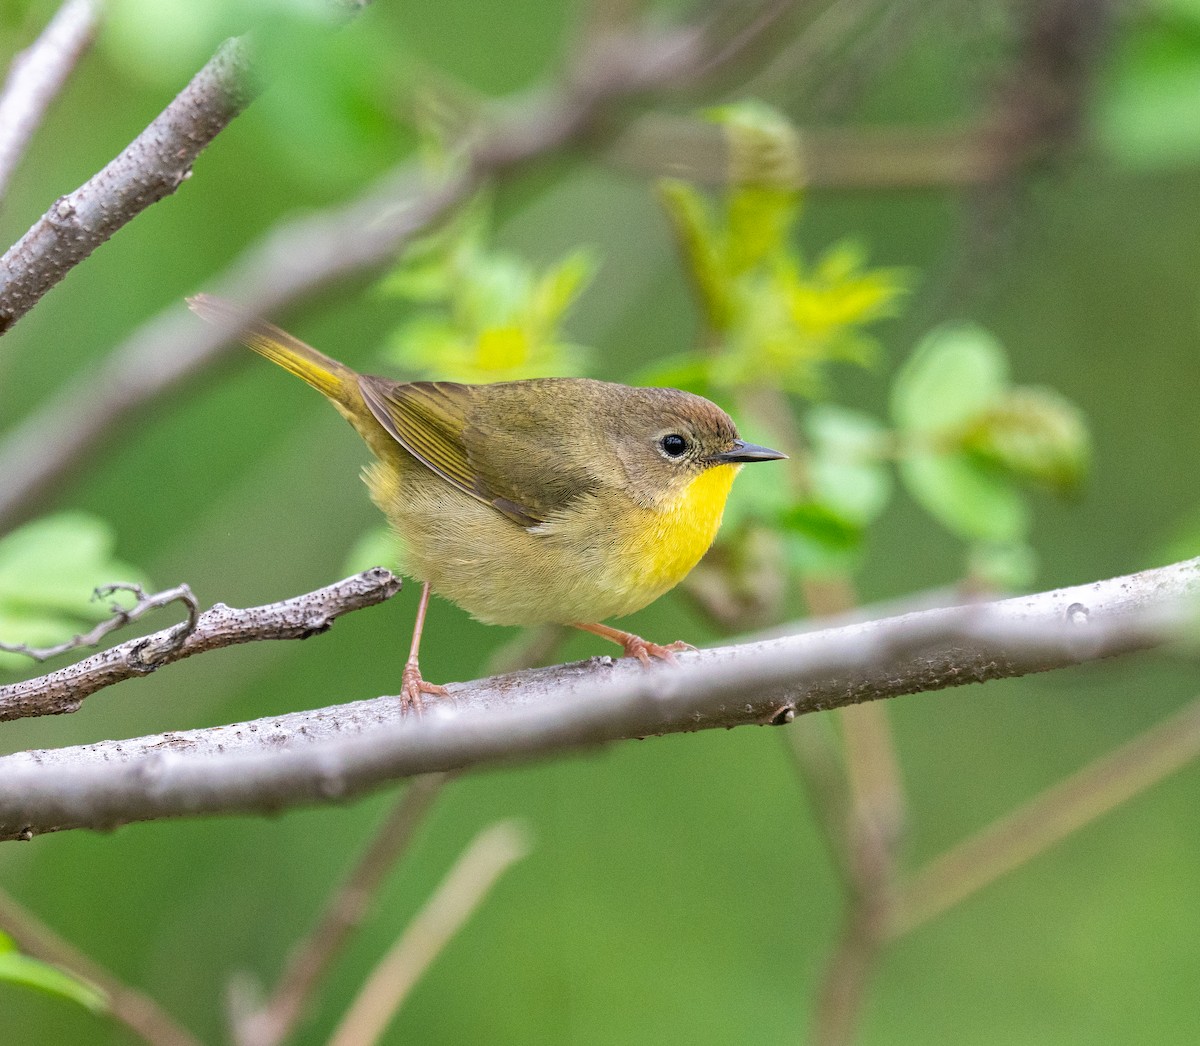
[0,558,1194,841]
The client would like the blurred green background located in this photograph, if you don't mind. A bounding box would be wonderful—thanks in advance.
[3,0,1200,1042]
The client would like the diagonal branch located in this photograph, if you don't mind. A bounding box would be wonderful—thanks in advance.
[890,692,1200,936]
[233,773,449,1046]
[0,0,102,203]
[327,819,531,1046]
[0,558,1194,841]
[0,36,256,334]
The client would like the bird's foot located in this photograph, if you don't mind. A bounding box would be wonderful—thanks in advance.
[571,621,696,666]
[620,635,696,667]
[400,657,449,714]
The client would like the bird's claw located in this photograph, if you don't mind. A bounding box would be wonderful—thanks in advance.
[621,636,696,667]
[400,659,449,714]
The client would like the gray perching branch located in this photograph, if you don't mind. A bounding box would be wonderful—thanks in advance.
[0,558,1195,841]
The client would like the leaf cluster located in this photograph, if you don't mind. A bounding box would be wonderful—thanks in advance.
[653,104,1091,595]
[652,103,905,396]
[376,207,595,383]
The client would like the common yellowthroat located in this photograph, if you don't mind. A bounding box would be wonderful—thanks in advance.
[188,294,785,709]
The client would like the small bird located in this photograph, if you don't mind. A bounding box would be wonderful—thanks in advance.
[188,294,785,709]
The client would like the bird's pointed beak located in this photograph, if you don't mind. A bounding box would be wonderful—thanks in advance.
[711,439,788,464]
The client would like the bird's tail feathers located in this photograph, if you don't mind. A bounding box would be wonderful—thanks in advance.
[186,293,353,405]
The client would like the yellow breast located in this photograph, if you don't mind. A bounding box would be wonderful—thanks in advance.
[366,456,740,626]
[628,463,739,589]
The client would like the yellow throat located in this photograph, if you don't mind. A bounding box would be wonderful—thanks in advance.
[631,463,740,589]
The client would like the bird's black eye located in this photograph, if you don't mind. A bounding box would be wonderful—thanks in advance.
[659,434,688,458]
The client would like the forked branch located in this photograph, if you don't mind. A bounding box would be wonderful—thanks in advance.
[0,568,400,722]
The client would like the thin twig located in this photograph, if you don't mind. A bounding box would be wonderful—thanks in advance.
[891,693,1200,937]
[782,718,853,890]
[327,819,532,1046]
[0,884,202,1046]
[0,568,400,721]
[0,582,197,663]
[0,557,1193,840]
[234,774,450,1046]
[0,0,101,202]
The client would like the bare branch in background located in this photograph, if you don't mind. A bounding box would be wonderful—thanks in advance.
[607,117,1018,189]
[948,0,1121,306]
[0,582,197,663]
[0,36,256,334]
[0,884,203,1046]
[0,0,101,202]
[0,558,1194,840]
[891,693,1200,936]
[233,774,450,1046]
[327,820,531,1046]
[0,568,400,722]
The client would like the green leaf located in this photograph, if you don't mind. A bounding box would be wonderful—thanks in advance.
[779,505,866,576]
[961,386,1091,493]
[900,451,1030,544]
[376,199,490,303]
[0,943,107,1014]
[804,405,893,525]
[725,185,798,277]
[720,449,796,532]
[891,324,1009,433]
[633,354,713,397]
[457,252,531,332]
[657,179,732,331]
[529,249,596,336]
[0,514,151,673]
[247,3,411,191]
[0,514,149,620]
[382,232,594,382]
[796,241,908,332]
[377,239,459,303]
[1099,17,1200,170]
[0,611,94,672]
[706,101,803,190]
[779,501,863,551]
[103,0,228,86]
[1152,499,1200,566]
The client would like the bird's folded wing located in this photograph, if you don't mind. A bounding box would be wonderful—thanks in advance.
[358,378,600,528]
